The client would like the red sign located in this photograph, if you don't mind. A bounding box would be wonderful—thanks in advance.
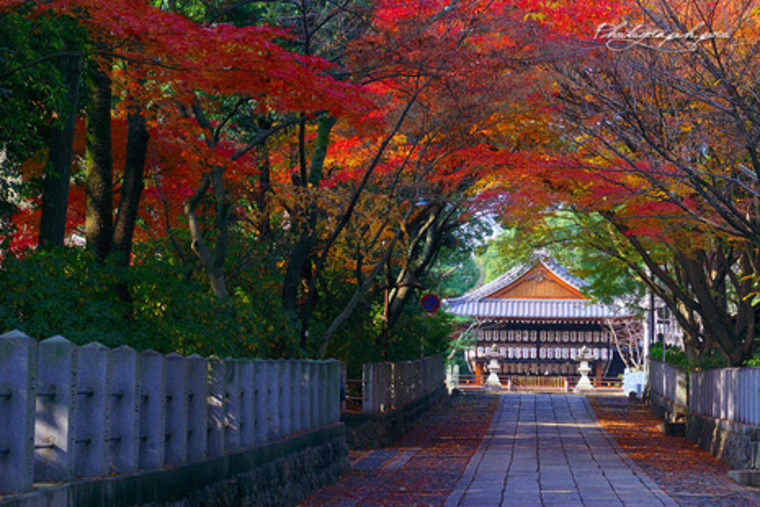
[420,293,441,313]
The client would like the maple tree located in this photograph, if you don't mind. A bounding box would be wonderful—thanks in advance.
[7,0,755,369]
[288,0,562,357]
[509,0,760,365]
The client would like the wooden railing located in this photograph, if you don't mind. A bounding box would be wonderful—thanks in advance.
[453,374,623,393]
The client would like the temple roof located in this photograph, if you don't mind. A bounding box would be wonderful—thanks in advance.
[444,257,630,320]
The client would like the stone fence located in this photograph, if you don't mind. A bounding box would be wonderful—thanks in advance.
[343,355,447,449]
[646,359,760,471]
[690,367,760,426]
[647,359,688,419]
[361,355,445,413]
[0,330,341,496]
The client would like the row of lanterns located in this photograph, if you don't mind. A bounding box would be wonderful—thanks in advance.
[466,346,609,361]
[479,329,610,343]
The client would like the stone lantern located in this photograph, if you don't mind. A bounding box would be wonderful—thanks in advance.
[573,346,596,393]
[483,344,504,392]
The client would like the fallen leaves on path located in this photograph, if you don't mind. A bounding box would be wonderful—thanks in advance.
[589,396,760,507]
[300,394,497,507]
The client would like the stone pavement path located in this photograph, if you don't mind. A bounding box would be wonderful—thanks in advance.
[302,393,760,506]
[445,394,675,506]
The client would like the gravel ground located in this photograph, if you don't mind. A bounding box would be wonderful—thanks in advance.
[300,394,497,506]
[588,395,760,507]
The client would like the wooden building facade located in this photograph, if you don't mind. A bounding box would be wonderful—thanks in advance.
[444,258,634,380]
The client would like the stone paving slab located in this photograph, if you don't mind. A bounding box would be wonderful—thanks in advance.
[303,393,760,506]
[445,394,677,507]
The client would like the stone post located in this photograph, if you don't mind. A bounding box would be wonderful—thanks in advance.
[310,361,320,427]
[300,361,313,433]
[393,362,403,407]
[75,342,110,478]
[185,354,207,461]
[326,360,341,424]
[206,358,225,457]
[267,360,281,440]
[164,353,188,465]
[362,363,375,413]
[35,336,77,482]
[253,359,268,444]
[109,346,139,473]
[139,350,165,470]
[290,361,302,434]
[238,360,254,448]
[318,362,329,427]
[278,360,291,437]
[223,359,241,452]
[417,359,426,400]
[0,331,37,493]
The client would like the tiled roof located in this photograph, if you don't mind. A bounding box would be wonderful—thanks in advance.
[444,256,632,320]
[444,298,625,319]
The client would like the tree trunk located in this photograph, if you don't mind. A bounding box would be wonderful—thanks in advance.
[255,137,272,242]
[112,111,149,266]
[39,52,82,248]
[184,168,230,302]
[111,110,149,309]
[281,115,336,342]
[386,206,444,330]
[84,63,113,262]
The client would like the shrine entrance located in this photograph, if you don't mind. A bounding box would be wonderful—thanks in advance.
[444,256,636,390]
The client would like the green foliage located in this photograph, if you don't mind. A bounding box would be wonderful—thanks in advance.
[649,343,727,371]
[745,343,760,367]
[323,296,455,380]
[0,245,296,358]
[387,306,453,362]
[0,248,132,346]
[477,216,648,310]
[0,11,86,167]
[425,245,480,299]
[475,227,527,283]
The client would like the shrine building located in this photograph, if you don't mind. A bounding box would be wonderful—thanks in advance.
[444,257,634,380]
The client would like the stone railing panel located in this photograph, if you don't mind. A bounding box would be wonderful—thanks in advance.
[0,330,37,493]
[0,331,342,496]
[362,355,445,414]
